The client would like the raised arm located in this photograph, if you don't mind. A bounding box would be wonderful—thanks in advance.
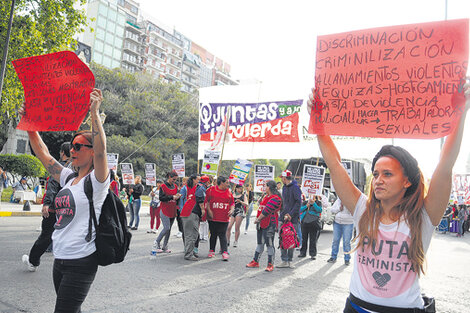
[425,82,470,225]
[27,131,63,182]
[89,88,109,183]
[308,90,361,214]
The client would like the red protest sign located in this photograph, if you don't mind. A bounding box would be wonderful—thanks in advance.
[13,51,95,131]
[310,19,469,139]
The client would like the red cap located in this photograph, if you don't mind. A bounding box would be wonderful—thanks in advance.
[200,175,210,183]
[280,170,292,178]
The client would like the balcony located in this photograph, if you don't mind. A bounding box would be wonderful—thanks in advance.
[166,61,181,70]
[168,48,183,59]
[123,44,140,55]
[182,66,198,78]
[182,77,198,88]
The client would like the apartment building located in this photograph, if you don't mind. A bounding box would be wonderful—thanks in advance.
[81,0,238,91]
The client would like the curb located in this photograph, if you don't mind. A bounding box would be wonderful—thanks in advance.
[0,212,42,217]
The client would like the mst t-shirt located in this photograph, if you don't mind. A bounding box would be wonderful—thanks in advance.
[52,168,109,260]
[349,194,435,309]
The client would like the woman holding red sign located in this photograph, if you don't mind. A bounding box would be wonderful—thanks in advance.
[22,88,109,313]
[308,83,469,313]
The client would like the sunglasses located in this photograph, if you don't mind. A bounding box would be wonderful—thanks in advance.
[71,143,93,151]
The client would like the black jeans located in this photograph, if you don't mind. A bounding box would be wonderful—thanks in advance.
[53,253,98,313]
[208,221,228,252]
[29,213,56,266]
[300,221,322,257]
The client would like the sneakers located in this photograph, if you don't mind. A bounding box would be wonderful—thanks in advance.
[184,256,199,261]
[22,255,37,272]
[277,261,289,268]
[233,241,238,248]
[311,256,316,260]
[176,231,183,238]
[147,229,153,233]
[244,231,248,235]
[345,260,350,266]
[193,247,199,258]
[222,251,229,261]
[289,262,295,269]
[327,258,337,263]
[265,263,274,272]
[208,250,215,258]
[298,253,306,258]
[246,260,259,268]
[131,227,138,230]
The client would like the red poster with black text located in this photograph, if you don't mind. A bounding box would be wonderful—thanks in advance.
[13,51,95,131]
[310,19,468,139]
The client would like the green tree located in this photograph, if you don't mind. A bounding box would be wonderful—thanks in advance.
[0,0,88,135]
[90,64,199,178]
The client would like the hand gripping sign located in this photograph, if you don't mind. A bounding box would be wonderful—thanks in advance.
[309,19,469,139]
[13,51,95,131]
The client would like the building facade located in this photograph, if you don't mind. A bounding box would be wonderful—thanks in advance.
[81,0,238,91]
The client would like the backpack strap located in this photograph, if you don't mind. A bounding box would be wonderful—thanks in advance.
[65,172,78,185]
[84,175,98,242]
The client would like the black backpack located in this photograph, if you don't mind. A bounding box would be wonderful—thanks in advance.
[82,174,132,266]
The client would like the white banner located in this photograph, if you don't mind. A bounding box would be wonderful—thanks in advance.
[107,153,119,172]
[254,165,275,193]
[145,163,156,186]
[120,163,134,185]
[198,83,393,161]
[301,164,325,196]
[172,153,185,177]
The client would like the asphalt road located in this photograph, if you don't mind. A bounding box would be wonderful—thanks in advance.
[0,216,469,313]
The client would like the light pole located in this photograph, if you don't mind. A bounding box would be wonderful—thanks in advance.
[0,0,16,105]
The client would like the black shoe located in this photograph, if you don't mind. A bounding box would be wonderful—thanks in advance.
[311,256,316,260]
[327,258,336,263]
[131,227,137,230]
[298,253,306,258]
[345,260,350,266]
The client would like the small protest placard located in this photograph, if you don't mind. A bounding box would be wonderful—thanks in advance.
[120,163,134,185]
[13,51,95,131]
[172,153,185,178]
[310,19,469,139]
[107,153,119,172]
[301,165,325,196]
[145,163,156,186]
[229,159,253,185]
[254,165,275,193]
[201,150,221,176]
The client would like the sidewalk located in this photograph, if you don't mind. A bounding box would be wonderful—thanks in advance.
[0,201,42,217]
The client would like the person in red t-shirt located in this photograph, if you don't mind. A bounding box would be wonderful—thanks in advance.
[246,180,282,272]
[153,171,181,253]
[205,176,234,261]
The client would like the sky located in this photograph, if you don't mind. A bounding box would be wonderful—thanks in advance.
[137,0,470,177]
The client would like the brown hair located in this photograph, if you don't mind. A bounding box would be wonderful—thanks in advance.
[71,130,93,145]
[354,146,427,276]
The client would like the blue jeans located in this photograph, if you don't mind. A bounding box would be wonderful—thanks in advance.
[129,198,141,228]
[245,202,254,231]
[331,222,354,261]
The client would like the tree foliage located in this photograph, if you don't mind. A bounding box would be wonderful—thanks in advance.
[0,154,46,178]
[0,0,88,132]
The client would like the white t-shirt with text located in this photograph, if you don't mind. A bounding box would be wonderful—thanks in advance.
[52,168,109,259]
[349,194,435,309]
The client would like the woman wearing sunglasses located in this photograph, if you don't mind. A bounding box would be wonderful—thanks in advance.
[22,88,110,313]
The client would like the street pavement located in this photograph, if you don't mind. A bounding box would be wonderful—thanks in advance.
[1,214,469,313]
